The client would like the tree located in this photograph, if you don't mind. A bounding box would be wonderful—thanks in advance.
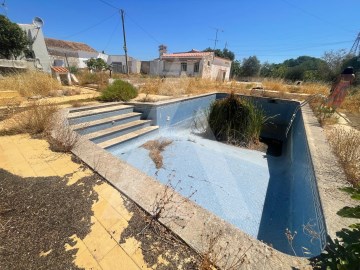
[203,47,235,61]
[86,58,109,71]
[0,15,29,59]
[322,49,351,80]
[230,60,241,78]
[240,56,261,77]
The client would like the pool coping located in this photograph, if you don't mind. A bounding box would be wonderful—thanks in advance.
[69,93,356,269]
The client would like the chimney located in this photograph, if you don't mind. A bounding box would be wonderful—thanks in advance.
[159,44,167,58]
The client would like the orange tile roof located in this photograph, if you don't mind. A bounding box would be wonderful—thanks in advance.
[51,66,69,73]
[162,51,213,59]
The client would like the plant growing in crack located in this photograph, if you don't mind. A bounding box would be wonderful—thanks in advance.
[285,228,297,256]
[199,229,254,270]
[139,171,197,235]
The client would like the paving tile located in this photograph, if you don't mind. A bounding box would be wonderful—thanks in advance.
[131,248,152,270]
[108,218,129,242]
[93,197,125,230]
[64,234,88,257]
[83,232,117,261]
[73,248,102,270]
[99,245,140,270]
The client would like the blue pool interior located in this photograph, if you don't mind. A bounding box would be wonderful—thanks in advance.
[106,94,327,257]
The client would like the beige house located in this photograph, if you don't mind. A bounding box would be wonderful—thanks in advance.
[45,38,108,69]
[149,45,232,81]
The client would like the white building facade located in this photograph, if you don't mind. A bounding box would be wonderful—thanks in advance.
[149,46,232,81]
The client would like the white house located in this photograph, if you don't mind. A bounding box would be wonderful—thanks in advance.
[18,23,52,73]
[107,55,141,74]
[45,38,108,69]
[149,45,232,81]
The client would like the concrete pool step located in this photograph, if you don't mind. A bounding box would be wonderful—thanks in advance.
[68,102,121,113]
[68,104,134,124]
[70,112,142,135]
[86,120,152,144]
[98,126,159,149]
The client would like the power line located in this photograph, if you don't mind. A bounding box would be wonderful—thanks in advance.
[61,11,118,39]
[126,13,162,44]
[231,40,353,52]
[97,0,119,10]
[279,0,356,34]
[104,16,121,51]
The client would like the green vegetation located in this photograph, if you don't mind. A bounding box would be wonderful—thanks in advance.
[207,93,267,146]
[311,187,360,269]
[86,58,109,72]
[0,15,30,59]
[99,79,138,102]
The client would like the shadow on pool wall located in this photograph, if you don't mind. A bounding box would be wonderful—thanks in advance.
[125,93,327,257]
[258,112,327,257]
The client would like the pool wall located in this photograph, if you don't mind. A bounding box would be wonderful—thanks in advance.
[127,93,327,256]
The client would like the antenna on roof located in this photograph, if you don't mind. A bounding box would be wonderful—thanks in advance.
[210,27,224,50]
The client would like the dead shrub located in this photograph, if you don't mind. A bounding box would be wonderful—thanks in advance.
[141,138,173,169]
[1,102,59,135]
[328,127,360,187]
[0,70,61,97]
[47,119,79,153]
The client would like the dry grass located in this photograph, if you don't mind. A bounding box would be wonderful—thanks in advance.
[0,71,61,97]
[141,139,173,169]
[77,71,109,90]
[0,102,59,135]
[262,79,329,95]
[340,90,360,114]
[138,77,251,97]
[328,127,360,187]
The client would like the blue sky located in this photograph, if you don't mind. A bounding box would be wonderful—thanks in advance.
[2,0,359,63]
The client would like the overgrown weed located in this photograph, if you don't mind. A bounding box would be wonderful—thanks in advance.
[328,127,360,187]
[0,70,61,97]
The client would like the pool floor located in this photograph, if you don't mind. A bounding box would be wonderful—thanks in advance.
[110,125,285,238]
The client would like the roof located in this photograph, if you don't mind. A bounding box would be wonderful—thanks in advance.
[162,50,213,59]
[51,66,69,73]
[45,38,97,53]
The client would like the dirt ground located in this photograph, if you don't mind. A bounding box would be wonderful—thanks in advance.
[0,158,202,270]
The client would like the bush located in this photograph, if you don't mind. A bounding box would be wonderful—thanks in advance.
[1,102,58,135]
[207,93,267,146]
[99,79,138,102]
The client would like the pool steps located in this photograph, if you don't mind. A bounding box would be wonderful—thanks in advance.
[68,103,159,149]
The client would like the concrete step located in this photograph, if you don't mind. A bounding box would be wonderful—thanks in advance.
[68,102,121,113]
[68,104,134,124]
[87,120,152,144]
[71,112,142,135]
[98,126,159,149]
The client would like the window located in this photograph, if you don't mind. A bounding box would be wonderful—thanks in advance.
[207,61,211,66]
[194,62,200,73]
[181,62,187,72]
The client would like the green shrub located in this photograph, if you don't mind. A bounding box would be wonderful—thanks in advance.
[99,79,138,102]
[207,93,267,146]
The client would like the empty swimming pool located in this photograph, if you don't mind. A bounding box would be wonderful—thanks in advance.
[105,93,327,257]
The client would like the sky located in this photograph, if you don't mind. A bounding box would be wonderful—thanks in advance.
[2,0,359,63]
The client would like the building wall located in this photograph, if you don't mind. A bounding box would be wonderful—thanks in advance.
[19,24,52,73]
[78,51,101,68]
[107,55,140,73]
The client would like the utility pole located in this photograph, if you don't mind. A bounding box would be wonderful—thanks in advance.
[121,9,129,75]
